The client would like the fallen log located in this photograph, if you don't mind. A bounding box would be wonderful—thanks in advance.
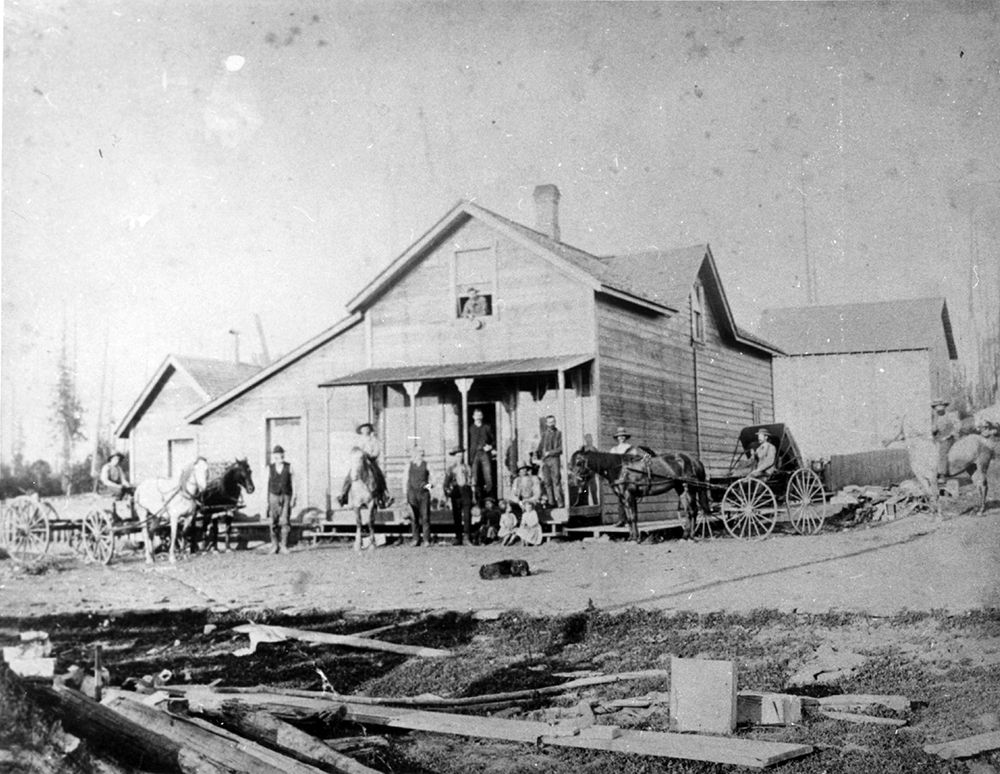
[182,687,812,768]
[924,730,1000,760]
[195,702,381,774]
[104,690,329,774]
[231,623,452,659]
[27,683,216,773]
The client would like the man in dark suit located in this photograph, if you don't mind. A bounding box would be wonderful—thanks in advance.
[536,414,565,508]
[267,445,294,554]
[405,446,432,546]
[468,408,494,503]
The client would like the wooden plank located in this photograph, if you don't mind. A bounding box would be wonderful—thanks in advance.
[231,623,452,659]
[179,687,811,768]
[817,694,909,713]
[546,728,812,768]
[819,710,907,727]
[924,730,1000,760]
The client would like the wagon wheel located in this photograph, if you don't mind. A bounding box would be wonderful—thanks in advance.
[82,509,116,565]
[786,470,829,535]
[721,478,778,539]
[5,497,51,563]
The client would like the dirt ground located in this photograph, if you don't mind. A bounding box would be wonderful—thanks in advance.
[2,490,998,620]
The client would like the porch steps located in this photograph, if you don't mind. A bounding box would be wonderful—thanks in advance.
[561,519,686,540]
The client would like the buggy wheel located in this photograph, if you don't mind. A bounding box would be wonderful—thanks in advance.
[83,509,116,565]
[6,497,51,563]
[689,510,714,540]
[721,479,777,539]
[786,470,828,535]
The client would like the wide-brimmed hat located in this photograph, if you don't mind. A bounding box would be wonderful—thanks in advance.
[108,451,123,461]
[613,426,631,439]
[517,461,532,472]
[272,445,285,454]
[755,427,771,437]
[449,445,465,456]
[931,398,950,408]
[356,422,374,433]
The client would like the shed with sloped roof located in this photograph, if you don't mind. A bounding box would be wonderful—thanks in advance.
[758,298,959,458]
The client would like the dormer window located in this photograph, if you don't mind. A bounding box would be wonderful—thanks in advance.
[454,247,495,320]
[691,281,706,343]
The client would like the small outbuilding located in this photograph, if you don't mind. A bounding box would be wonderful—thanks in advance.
[758,297,959,460]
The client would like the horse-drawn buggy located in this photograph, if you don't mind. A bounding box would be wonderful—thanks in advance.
[570,423,829,541]
[0,459,254,565]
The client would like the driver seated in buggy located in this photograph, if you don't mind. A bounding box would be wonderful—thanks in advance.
[744,427,777,480]
[99,451,134,519]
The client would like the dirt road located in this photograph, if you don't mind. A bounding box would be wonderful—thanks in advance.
[2,505,998,618]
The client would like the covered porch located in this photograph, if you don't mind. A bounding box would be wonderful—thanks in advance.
[320,354,600,520]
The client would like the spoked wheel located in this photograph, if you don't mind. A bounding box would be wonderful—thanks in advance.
[82,509,116,565]
[689,510,715,540]
[5,497,51,563]
[721,478,778,539]
[786,470,829,535]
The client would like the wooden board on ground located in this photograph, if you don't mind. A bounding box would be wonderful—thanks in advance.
[179,687,811,768]
[924,731,1000,760]
[231,623,452,658]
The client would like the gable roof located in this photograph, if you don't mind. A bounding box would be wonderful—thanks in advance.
[758,297,957,358]
[186,312,363,423]
[115,355,262,439]
[346,199,780,354]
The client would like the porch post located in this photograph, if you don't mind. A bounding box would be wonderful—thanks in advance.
[454,378,474,464]
[324,388,332,515]
[402,381,422,447]
[558,368,569,510]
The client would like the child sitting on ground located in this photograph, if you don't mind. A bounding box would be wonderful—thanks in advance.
[515,500,543,546]
[498,501,519,547]
[477,497,502,545]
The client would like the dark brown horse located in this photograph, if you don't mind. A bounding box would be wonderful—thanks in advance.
[570,448,711,541]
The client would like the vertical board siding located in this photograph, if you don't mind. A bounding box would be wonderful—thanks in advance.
[773,350,931,459]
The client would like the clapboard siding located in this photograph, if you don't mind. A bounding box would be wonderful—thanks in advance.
[369,219,595,367]
[197,323,368,516]
[131,372,205,482]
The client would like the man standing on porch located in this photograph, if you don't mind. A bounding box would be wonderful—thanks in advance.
[536,415,565,508]
[444,445,475,545]
[468,408,494,503]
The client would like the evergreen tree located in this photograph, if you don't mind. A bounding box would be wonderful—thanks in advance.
[51,327,85,494]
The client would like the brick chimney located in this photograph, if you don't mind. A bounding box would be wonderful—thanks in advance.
[533,184,560,242]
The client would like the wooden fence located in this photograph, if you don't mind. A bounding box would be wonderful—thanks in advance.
[826,449,912,492]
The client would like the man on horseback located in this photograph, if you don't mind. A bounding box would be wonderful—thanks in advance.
[338,422,389,508]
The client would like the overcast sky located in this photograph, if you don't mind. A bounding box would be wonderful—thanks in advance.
[3,1,998,462]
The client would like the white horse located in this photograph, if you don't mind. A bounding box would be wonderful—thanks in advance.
[134,457,210,563]
[885,417,999,516]
[344,449,379,552]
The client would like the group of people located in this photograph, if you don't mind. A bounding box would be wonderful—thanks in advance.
[402,410,563,547]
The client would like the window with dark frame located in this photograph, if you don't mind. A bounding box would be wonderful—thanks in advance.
[455,247,494,319]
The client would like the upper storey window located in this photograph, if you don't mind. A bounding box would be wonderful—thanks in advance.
[455,247,495,319]
[691,281,706,343]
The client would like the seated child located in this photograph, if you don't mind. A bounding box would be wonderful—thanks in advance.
[477,497,502,545]
[498,501,519,547]
[515,500,543,546]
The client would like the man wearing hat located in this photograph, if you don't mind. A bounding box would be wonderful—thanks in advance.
[747,427,777,480]
[535,414,565,508]
[267,445,294,554]
[99,451,133,499]
[339,421,389,508]
[931,399,959,481]
[608,428,636,526]
[462,286,488,319]
[443,445,474,545]
[404,446,432,547]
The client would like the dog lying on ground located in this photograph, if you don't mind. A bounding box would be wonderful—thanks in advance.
[479,559,531,580]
